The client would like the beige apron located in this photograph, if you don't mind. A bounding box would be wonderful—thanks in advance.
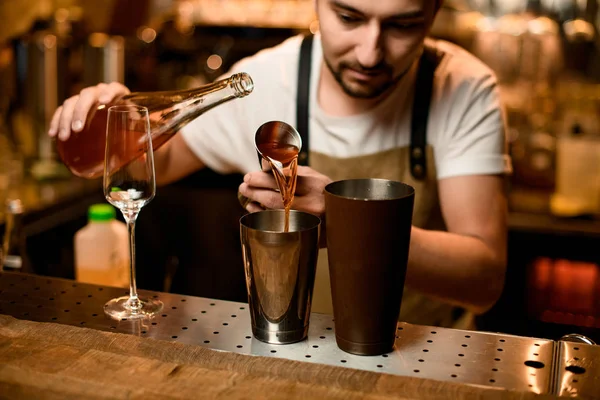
[309,146,474,329]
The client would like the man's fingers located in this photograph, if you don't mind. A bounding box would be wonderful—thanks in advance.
[246,202,264,213]
[239,182,284,209]
[244,171,278,190]
[48,82,131,140]
[71,87,99,131]
[57,97,78,141]
[48,106,63,137]
[287,194,325,217]
[99,82,130,104]
[294,175,320,195]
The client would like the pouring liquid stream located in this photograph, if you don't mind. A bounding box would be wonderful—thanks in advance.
[256,142,299,232]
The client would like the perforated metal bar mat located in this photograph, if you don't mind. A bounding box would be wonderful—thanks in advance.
[554,341,600,397]
[1,272,598,397]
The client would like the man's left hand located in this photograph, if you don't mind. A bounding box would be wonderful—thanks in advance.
[238,166,333,216]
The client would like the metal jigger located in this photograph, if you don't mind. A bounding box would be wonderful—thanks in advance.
[238,121,302,209]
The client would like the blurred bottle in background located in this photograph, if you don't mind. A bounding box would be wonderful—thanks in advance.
[9,4,88,181]
[0,119,24,209]
[74,204,129,288]
[551,84,600,217]
[1,199,30,272]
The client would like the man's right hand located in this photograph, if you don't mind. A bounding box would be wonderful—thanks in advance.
[48,82,130,141]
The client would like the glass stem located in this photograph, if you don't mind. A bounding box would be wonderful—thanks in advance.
[124,212,140,310]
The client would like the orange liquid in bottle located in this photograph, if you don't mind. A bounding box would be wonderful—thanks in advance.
[56,103,172,179]
[55,72,254,180]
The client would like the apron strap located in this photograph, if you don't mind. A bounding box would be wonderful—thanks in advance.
[296,34,314,166]
[410,43,444,180]
[296,35,444,179]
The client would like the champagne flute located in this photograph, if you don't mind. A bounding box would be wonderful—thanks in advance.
[103,105,163,319]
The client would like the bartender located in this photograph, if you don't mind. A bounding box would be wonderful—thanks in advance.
[49,0,512,328]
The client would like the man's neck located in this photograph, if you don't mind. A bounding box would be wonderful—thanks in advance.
[317,61,394,117]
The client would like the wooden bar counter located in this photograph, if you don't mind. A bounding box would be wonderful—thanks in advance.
[0,272,598,399]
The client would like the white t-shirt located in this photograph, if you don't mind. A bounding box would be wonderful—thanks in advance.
[181,33,512,179]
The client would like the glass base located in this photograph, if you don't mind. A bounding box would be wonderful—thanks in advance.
[103,296,163,320]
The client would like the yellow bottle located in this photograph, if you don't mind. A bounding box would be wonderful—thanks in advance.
[74,204,129,287]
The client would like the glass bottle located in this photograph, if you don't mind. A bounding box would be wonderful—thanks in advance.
[56,72,254,179]
[2,199,28,272]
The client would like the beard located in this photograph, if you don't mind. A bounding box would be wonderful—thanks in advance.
[324,57,411,99]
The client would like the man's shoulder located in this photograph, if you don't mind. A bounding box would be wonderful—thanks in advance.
[427,38,496,83]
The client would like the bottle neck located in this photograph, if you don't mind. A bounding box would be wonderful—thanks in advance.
[120,72,253,140]
[164,75,248,116]
[171,72,254,104]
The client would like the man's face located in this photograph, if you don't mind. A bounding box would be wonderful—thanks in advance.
[316,0,439,99]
